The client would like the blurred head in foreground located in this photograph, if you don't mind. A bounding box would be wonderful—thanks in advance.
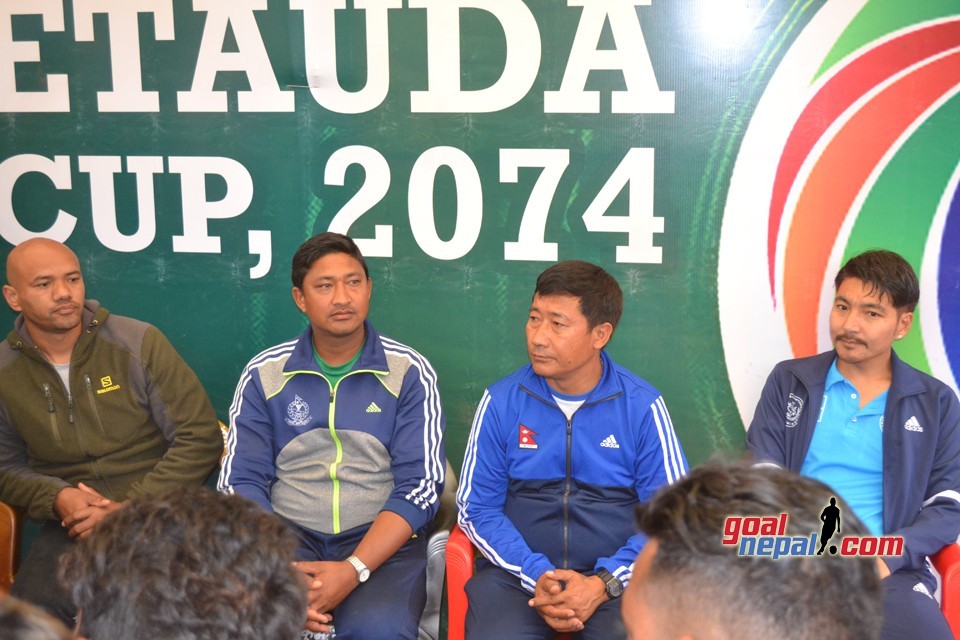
[624,461,882,640]
[60,487,306,640]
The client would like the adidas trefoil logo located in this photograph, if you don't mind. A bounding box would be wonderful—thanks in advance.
[366,402,382,413]
[600,434,620,449]
[904,416,923,433]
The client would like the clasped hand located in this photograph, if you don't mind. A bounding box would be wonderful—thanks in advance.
[55,483,122,540]
[293,560,359,633]
[528,569,608,633]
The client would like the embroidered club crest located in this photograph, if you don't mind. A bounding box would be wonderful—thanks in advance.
[285,394,312,427]
[785,393,803,428]
[519,424,538,450]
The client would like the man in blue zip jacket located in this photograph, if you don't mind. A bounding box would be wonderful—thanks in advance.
[457,261,688,639]
[219,232,445,639]
[747,249,960,640]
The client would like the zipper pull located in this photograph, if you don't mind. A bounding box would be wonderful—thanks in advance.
[43,384,55,412]
[68,394,75,424]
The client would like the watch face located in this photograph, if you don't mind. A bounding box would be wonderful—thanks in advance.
[358,568,371,582]
[606,579,623,598]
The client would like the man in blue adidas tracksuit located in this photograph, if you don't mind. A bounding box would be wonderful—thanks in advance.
[457,261,688,639]
[219,233,445,640]
[747,249,960,640]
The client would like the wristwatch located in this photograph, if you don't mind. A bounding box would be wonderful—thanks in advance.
[596,568,623,599]
[346,555,370,583]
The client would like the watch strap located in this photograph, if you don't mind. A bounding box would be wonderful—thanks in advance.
[596,568,623,598]
[346,555,370,582]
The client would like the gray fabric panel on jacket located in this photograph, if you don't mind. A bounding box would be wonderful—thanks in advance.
[258,356,295,400]
[272,428,393,534]
[380,352,411,397]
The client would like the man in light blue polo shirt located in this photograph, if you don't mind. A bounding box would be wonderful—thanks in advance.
[747,249,960,640]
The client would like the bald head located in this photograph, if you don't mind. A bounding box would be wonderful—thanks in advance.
[3,238,85,345]
[5,238,80,290]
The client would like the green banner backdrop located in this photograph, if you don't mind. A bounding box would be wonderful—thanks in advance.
[4,0,959,473]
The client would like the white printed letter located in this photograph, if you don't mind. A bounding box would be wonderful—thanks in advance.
[0,0,68,112]
[169,156,253,253]
[80,156,163,251]
[544,0,674,114]
[409,0,540,113]
[0,155,75,244]
[178,0,294,112]
[73,0,175,112]
[293,0,400,114]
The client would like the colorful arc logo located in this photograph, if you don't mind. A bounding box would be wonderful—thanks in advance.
[719,1,960,426]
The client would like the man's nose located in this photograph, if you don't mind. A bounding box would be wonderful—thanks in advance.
[841,312,859,333]
[331,281,349,303]
[52,279,71,300]
[529,323,548,346]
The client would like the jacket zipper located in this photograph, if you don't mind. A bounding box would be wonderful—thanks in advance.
[563,416,572,569]
[325,368,381,534]
[82,374,117,497]
[83,375,108,435]
[41,384,63,445]
[519,385,623,571]
[326,377,343,534]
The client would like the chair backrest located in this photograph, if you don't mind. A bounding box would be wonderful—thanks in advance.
[0,500,21,593]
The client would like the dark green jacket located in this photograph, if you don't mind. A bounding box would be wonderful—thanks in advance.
[0,301,222,520]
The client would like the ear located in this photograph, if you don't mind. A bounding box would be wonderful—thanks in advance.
[291,287,306,313]
[592,322,614,350]
[2,284,21,312]
[895,310,913,341]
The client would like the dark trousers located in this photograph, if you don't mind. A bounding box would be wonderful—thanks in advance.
[292,521,427,640]
[880,570,952,640]
[9,520,76,628]
[464,562,625,640]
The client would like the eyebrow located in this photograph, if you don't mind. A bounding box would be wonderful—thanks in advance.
[312,271,365,281]
[835,295,886,311]
[30,270,81,284]
[530,306,571,321]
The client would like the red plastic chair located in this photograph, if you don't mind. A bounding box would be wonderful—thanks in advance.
[445,523,572,640]
[931,542,960,638]
[0,500,20,593]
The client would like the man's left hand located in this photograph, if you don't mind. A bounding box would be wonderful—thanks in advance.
[294,560,359,619]
[528,569,608,624]
[61,483,123,539]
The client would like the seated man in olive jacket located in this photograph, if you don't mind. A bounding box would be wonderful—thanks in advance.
[0,238,223,626]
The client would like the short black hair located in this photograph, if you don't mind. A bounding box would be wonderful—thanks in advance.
[633,461,882,640]
[291,232,368,289]
[834,249,919,311]
[534,261,623,330]
[60,487,306,640]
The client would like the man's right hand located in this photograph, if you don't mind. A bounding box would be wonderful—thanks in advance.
[54,486,106,520]
[529,571,584,633]
[54,484,117,539]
